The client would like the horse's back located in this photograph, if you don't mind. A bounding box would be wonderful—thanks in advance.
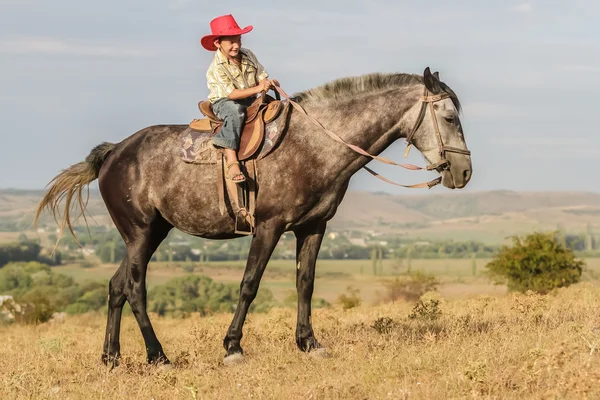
[97,124,232,236]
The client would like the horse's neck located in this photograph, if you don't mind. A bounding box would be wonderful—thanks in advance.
[287,87,420,182]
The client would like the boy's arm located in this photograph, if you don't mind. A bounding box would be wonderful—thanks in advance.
[207,62,269,101]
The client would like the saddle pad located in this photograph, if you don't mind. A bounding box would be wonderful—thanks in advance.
[179,128,219,164]
[258,101,290,160]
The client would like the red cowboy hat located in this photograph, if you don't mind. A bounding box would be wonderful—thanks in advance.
[200,14,253,51]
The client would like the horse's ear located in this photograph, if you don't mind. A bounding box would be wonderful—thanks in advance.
[433,71,440,80]
[423,67,442,94]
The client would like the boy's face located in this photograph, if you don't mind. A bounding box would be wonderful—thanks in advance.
[215,35,242,59]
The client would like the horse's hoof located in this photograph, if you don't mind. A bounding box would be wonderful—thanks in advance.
[223,352,245,365]
[101,353,120,368]
[147,354,171,366]
[309,347,331,358]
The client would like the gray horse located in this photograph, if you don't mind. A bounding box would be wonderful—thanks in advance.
[35,67,472,366]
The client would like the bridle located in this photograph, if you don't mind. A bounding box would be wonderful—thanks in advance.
[273,84,470,189]
[404,88,471,174]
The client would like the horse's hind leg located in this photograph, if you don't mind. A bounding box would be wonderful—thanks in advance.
[102,260,127,366]
[101,216,171,366]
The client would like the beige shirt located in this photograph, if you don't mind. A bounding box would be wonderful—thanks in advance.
[206,48,269,103]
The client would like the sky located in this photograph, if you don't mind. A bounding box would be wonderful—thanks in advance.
[1,0,599,193]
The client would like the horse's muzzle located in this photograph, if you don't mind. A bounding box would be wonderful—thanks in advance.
[441,153,472,189]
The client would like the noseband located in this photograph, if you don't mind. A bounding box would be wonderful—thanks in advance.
[404,88,471,172]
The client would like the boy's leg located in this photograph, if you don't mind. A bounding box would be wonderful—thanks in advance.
[211,99,248,181]
[212,99,246,151]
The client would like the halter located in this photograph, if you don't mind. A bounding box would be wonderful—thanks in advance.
[404,88,471,173]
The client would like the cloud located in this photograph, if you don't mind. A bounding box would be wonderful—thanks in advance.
[0,36,148,57]
[511,2,533,13]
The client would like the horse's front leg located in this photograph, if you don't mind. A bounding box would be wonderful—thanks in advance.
[293,221,327,354]
[223,220,284,363]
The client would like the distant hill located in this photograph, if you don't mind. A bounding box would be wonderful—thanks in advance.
[330,190,600,242]
[2,189,600,244]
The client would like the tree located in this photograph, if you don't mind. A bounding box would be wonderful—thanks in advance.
[0,242,42,267]
[486,232,584,294]
[96,240,125,263]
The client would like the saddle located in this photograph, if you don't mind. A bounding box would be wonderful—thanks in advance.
[190,92,283,160]
[185,91,287,236]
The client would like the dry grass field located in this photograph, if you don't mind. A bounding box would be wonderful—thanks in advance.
[3,283,600,399]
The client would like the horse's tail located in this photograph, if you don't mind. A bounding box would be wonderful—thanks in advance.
[34,142,115,245]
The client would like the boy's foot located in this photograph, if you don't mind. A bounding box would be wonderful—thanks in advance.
[226,161,246,183]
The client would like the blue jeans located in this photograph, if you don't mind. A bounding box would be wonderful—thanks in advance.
[211,97,254,150]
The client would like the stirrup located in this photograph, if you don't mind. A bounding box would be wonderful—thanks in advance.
[226,161,246,183]
[234,210,255,235]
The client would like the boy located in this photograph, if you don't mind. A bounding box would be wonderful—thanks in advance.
[201,14,279,183]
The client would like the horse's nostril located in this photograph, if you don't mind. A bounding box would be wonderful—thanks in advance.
[463,169,472,182]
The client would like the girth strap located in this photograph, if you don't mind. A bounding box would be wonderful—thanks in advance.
[217,153,226,215]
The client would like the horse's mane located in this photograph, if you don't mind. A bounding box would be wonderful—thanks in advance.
[293,72,461,112]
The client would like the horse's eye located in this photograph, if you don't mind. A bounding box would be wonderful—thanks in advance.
[444,116,455,124]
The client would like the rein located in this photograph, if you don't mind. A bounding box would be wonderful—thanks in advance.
[273,85,468,189]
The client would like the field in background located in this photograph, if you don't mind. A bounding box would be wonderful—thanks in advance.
[52,257,600,304]
[5,189,600,244]
[3,284,600,399]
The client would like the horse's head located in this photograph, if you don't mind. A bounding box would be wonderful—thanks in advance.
[405,67,472,189]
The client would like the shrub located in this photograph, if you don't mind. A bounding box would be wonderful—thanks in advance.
[148,275,279,317]
[14,289,56,324]
[79,261,97,269]
[337,286,361,309]
[486,232,584,294]
[66,282,108,314]
[408,298,441,321]
[378,271,439,302]
[283,290,331,309]
[182,264,195,273]
[248,288,278,314]
[0,262,108,320]
[0,263,33,293]
[371,316,396,334]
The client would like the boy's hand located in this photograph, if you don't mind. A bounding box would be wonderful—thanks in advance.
[257,79,271,93]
